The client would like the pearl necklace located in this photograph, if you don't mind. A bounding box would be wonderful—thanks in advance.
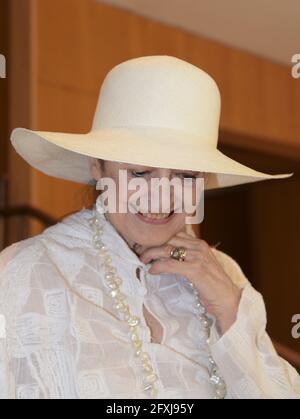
[89,206,227,399]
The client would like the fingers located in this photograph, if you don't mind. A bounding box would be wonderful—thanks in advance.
[139,243,175,264]
[148,257,193,276]
[140,246,202,264]
[139,234,205,264]
[167,236,200,250]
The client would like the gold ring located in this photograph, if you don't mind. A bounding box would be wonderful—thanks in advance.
[170,246,187,262]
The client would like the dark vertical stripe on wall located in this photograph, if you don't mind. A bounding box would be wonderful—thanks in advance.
[0,0,9,179]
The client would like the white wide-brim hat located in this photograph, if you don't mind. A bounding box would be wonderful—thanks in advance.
[10,55,293,190]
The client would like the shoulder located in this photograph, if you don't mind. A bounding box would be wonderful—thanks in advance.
[0,241,19,271]
[0,206,92,282]
[0,208,93,314]
[0,237,43,325]
[209,246,249,289]
[0,234,46,288]
[0,235,45,275]
[0,229,68,316]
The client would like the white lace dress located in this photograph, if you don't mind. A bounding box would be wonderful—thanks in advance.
[0,205,299,399]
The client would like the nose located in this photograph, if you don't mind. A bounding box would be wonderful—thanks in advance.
[156,169,172,180]
[151,170,175,211]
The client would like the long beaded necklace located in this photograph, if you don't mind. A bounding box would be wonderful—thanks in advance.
[89,202,227,399]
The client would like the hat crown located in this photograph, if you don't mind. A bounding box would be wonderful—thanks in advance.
[91,55,221,148]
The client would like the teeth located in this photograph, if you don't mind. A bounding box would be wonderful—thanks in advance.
[140,212,171,219]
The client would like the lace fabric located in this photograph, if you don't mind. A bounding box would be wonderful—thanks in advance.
[0,205,299,399]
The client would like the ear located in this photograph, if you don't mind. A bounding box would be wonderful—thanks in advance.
[89,158,102,181]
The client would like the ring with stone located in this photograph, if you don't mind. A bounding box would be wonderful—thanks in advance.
[169,246,187,262]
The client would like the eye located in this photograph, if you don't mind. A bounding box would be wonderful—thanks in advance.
[176,173,197,179]
[131,170,150,177]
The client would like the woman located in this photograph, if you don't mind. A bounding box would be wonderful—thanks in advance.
[1,55,299,399]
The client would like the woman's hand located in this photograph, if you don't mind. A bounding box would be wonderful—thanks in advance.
[139,231,242,335]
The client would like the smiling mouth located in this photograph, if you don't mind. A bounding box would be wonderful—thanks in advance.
[137,210,175,219]
[134,209,177,225]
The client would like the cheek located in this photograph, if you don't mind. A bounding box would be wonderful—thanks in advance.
[106,213,139,242]
[185,182,203,203]
[173,214,191,236]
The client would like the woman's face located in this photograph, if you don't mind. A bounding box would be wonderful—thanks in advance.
[89,158,205,254]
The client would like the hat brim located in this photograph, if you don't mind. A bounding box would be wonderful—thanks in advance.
[10,127,293,190]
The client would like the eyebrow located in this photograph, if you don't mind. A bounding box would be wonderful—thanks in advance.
[125,165,199,174]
